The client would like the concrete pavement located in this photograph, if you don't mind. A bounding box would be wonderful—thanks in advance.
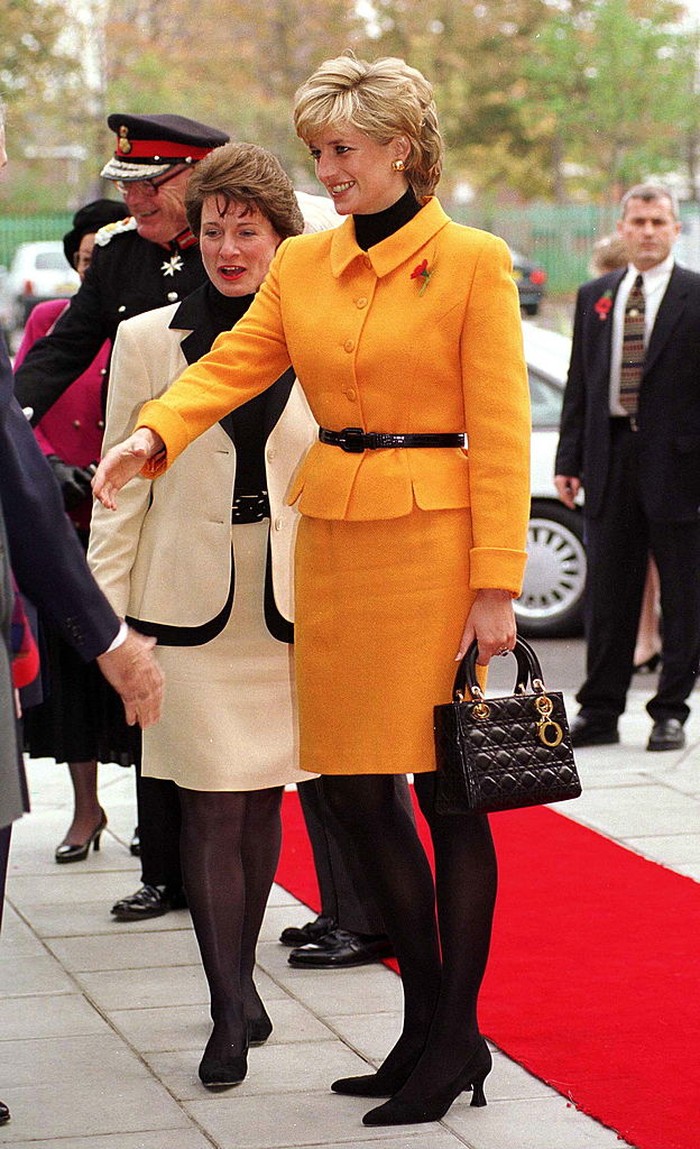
[1,682,698,1149]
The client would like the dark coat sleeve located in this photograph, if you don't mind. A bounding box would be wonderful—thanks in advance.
[554,285,588,479]
[0,334,119,661]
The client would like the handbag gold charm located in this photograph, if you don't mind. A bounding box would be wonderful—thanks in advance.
[534,694,564,748]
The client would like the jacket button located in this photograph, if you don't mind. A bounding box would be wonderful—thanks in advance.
[267,448,276,462]
[274,517,284,531]
[98,420,105,429]
[363,255,371,269]
[167,292,179,302]
[356,297,368,308]
[73,419,81,429]
[118,305,126,313]
[346,388,357,402]
[344,339,354,352]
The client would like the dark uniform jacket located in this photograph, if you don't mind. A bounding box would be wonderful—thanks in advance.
[14,219,207,423]
[555,263,700,522]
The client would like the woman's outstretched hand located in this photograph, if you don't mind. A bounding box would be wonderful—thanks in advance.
[92,429,164,510]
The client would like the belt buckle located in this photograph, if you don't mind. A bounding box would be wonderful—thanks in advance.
[337,427,366,453]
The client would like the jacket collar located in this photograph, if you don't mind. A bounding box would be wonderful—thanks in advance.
[329,196,450,279]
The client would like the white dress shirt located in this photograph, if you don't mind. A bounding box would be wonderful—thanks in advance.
[608,254,675,414]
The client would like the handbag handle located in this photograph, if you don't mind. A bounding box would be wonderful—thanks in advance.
[452,635,546,702]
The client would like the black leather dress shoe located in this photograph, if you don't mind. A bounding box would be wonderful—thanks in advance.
[110,884,187,921]
[279,913,336,947]
[0,1100,10,1125]
[570,715,620,747]
[288,927,393,968]
[129,827,141,856]
[647,718,685,752]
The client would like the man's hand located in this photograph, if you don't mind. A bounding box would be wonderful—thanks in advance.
[555,474,581,510]
[47,455,95,510]
[92,428,164,510]
[97,627,164,727]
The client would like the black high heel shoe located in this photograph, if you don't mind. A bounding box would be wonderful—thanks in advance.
[362,1038,492,1126]
[55,810,107,864]
[633,652,661,674]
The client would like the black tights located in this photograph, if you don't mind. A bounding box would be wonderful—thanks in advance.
[179,786,283,1061]
[321,773,497,1087]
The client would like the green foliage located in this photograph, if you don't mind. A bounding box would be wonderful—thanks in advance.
[2,0,700,209]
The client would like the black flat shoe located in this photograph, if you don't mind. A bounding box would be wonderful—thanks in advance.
[0,1100,10,1125]
[247,1012,273,1046]
[199,1038,248,1089]
[288,928,393,968]
[279,913,336,947]
[362,1039,492,1126]
[110,884,187,921]
[55,810,107,864]
[647,718,685,751]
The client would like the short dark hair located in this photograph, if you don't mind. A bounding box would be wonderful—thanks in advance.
[620,182,679,220]
[185,141,303,240]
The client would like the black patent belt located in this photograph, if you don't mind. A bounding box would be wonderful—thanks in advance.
[319,426,465,454]
[610,415,639,432]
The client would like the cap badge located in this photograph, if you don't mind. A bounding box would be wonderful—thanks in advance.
[117,126,132,155]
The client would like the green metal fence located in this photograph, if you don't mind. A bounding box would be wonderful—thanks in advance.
[4,202,700,295]
[0,214,74,271]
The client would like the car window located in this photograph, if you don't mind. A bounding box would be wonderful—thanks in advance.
[528,368,564,428]
[35,251,69,271]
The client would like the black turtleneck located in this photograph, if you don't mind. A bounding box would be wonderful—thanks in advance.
[353,187,422,251]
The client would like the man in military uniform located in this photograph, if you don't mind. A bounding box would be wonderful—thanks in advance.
[15,113,229,423]
[14,112,229,923]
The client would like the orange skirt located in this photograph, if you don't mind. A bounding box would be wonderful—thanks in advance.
[294,505,476,775]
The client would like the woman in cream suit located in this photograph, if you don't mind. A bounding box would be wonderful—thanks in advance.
[88,143,317,1089]
[94,55,531,1125]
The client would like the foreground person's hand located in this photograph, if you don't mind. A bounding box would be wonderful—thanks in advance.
[92,429,163,510]
[97,628,164,727]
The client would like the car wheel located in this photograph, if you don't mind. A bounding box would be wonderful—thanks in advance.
[515,500,586,637]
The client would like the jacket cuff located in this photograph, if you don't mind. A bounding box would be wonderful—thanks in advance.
[469,547,528,597]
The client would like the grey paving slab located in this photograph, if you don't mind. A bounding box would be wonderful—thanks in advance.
[0,1077,192,1143]
[8,899,191,938]
[46,926,203,971]
[0,991,108,1041]
[184,1090,434,1149]
[0,1033,148,1087]
[2,1134,215,1149]
[444,1095,634,1149]
[0,952,77,996]
[568,783,700,839]
[324,1011,403,1063]
[78,962,209,1010]
[261,958,403,1020]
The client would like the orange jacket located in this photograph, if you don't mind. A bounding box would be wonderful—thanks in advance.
[139,198,531,594]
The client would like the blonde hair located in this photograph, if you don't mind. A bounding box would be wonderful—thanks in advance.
[591,233,628,276]
[293,52,443,198]
[185,141,303,240]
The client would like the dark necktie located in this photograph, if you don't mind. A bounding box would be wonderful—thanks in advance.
[620,274,645,416]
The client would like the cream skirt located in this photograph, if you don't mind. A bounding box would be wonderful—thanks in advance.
[143,520,310,792]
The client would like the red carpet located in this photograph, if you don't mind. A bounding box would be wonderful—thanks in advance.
[276,789,700,1149]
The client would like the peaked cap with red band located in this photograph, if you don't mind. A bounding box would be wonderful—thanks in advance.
[101,113,230,182]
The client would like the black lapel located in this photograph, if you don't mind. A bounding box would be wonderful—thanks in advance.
[171,284,218,366]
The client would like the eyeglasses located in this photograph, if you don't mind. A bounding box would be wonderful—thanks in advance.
[114,165,187,197]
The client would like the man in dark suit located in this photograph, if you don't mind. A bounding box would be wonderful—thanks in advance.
[555,183,700,751]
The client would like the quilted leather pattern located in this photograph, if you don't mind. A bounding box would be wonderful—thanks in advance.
[434,690,582,815]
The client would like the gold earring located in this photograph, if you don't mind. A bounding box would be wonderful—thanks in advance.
[391,159,405,172]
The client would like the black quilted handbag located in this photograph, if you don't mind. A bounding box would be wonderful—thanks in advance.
[434,636,582,815]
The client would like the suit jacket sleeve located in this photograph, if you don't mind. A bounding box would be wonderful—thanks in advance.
[555,285,588,478]
[88,316,162,616]
[0,335,119,660]
[13,259,108,424]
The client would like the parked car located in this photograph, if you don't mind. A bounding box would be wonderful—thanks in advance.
[516,321,586,638]
[3,241,79,334]
[511,249,547,316]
